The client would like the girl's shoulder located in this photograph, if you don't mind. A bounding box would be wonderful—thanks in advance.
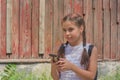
[85,43,94,52]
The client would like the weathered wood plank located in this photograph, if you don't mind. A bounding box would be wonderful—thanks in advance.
[83,0,94,43]
[53,0,59,53]
[20,0,32,58]
[58,0,64,43]
[103,0,111,60]
[64,0,73,16]
[117,0,120,60]
[73,0,83,16]
[6,0,12,57]
[110,0,117,59]
[0,0,1,58]
[94,0,103,59]
[53,0,62,53]
[118,24,120,60]
[11,0,20,58]
[0,59,50,63]
[44,0,53,57]
[0,0,6,58]
[39,0,45,55]
[31,0,39,58]
[117,0,120,29]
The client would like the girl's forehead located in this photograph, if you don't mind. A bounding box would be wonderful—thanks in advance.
[62,21,76,27]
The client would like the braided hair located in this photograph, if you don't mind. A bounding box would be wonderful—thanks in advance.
[58,13,89,69]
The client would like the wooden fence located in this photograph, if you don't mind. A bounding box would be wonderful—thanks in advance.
[0,0,120,61]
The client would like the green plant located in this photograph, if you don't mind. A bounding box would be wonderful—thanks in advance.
[99,66,120,80]
[0,64,53,80]
[0,64,17,80]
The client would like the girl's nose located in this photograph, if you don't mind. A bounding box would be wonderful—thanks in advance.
[65,31,70,35]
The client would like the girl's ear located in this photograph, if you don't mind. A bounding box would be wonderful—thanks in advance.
[80,25,84,33]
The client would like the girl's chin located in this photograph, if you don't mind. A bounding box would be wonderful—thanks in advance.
[67,40,74,43]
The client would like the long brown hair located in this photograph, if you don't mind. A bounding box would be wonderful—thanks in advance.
[57,13,89,69]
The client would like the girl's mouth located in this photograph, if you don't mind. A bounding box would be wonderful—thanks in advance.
[66,36,72,40]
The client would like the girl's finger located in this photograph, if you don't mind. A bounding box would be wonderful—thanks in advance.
[59,58,65,61]
[56,60,65,65]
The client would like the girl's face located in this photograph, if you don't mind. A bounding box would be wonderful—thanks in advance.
[62,21,83,46]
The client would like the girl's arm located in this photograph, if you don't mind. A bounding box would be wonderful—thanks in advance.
[51,62,59,80]
[71,46,98,80]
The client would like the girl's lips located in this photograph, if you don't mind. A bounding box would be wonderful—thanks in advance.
[66,35,72,38]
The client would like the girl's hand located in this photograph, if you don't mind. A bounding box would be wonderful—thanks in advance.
[56,58,73,71]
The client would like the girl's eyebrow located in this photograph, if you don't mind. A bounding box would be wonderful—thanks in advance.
[62,28,66,31]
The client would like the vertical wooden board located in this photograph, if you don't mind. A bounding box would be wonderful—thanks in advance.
[44,0,53,57]
[103,0,111,60]
[117,0,120,60]
[83,0,94,43]
[31,0,39,58]
[58,0,64,43]
[64,0,73,16]
[118,2,120,25]
[0,0,1,58]
[20,0,32,58]
[110,0,117,59]
[0,0,1,50]
[11,0,20,58]
[94,0,103,59]
[73,0,83,16]
[53,0,61,53]
[6,0,12,58]
[39,0,45,55]
[0,0,6,58]
[83,0,85,15]
[118,24,120,60]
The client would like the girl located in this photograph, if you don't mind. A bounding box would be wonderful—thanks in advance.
[51,13,98,80]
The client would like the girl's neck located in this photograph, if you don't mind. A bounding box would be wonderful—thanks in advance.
[69,40,83,47]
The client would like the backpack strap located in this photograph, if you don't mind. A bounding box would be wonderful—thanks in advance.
[88,45,98,80]
[88,45,94,57]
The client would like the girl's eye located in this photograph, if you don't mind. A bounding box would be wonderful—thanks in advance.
[68,28,74,32]
[62,27,74,32]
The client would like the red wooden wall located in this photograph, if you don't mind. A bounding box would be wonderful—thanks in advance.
[0,0,120,61]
